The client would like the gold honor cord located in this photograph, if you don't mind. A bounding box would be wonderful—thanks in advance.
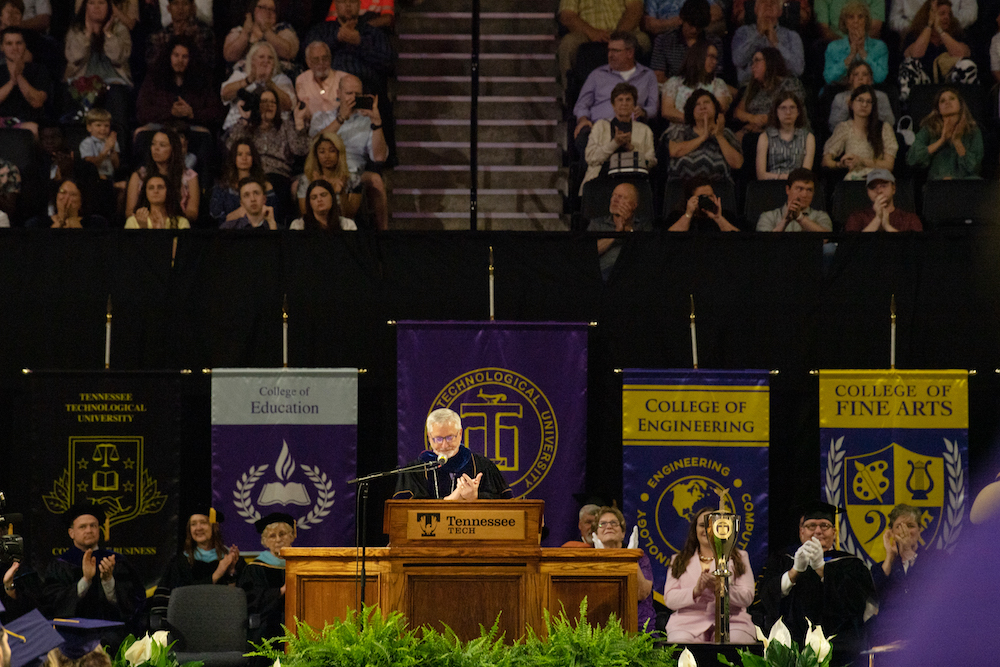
[689,294,698,369]
[282,294,289,368]
[104,295,112,370]
[890,294,897,370]
[488,245,495,321]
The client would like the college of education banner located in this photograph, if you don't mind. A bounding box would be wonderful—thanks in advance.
[212,368,357,551]
[396,321,588,547]
[623,370,770,602]
[27,372,182,588]
[820,370,969,565]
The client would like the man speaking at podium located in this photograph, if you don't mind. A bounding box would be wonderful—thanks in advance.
[393,408,514,500]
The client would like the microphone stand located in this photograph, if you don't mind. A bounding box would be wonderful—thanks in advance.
[347,459,444,608]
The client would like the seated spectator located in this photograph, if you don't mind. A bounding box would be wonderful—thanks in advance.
[211,139,277,225]
[824,1,888,84]
[158,510,244,592]
[733,47,805,138]
[321,74,388,230]
[156,0,211,29]
[593,507,655,633]
[296,40,345,136]
[324,0,394,30]
[63,0,132,130]
[238,513,296,643]
[136,37,222,134]
[572,31,657,156]
[72,0,138,31]
[731,0,804,85]
[756,92,814,178]
[906,85,982,178]
[0,1,61,82]
[222,0,298,66]
[146,0,214,69]
[588,182,650,280]
[732,0,814,28]
[296,130,355,216]
[220,176,278,229]
[289,178,356,230]
[755,167,832,231]
[667,89,743,185]
[0,154,18,216]
[581,82,656,193]
[561,504,601,547]
[556,0,648,90]
[898,0,976,102]
[661,40,730,124]
[822,84,896,179]
[0,26,49,136]
[889,0,976,35]
[828,60,893,131]
[666,175,738,231]
[125,174,189,228]
[815,0,884,40]
[224,82,310,224]
[845,168,922,231]
[220,40,294,131]
[305,0,395,95]
[649,0,723,83]
[25,177,108,228]
[644,0,723,37]
[126,129,198,221]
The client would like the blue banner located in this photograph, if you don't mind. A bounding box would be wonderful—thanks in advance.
[622,369,770,604]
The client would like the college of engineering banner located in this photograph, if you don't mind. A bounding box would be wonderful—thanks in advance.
[396,321,587,547]
[820,370,969,565]
[27,372,182,588]
[623,370,770,602]
[212,368,357,551]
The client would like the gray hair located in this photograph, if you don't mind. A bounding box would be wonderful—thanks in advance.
[888,503,921,527]
[579,504,601,521]
[305,40,331,59]
[426,408,461,432]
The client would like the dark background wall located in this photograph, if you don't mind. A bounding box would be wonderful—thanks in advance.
[2,229,999,568]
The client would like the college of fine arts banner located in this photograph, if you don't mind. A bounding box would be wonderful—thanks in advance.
[623,369,770,602]
[820,370,969,564]
[396,321,588,547]
[27,372,182,587]
[212,368,357,551]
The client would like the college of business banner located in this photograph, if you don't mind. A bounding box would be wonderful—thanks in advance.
[623,370,770,602]
[27,372,182,588]
[820,370,968,564]
[396,321,587,547]
[212,369,357,551]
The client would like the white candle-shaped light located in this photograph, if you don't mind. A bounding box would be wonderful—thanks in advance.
[282,294,289,368]
[690,294,699,369]
[890,294,896,370]
[104,295,112,369]
[489,245,495,321]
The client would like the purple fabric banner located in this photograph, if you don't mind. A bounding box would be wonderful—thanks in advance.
[211,369,357,551]
[397,321,588,547]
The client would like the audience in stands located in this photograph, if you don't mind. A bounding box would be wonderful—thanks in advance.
[126,128,198,221]
[220,40,294,131]
[907,85,982,178]
[828,60,894,131]
[756,92,814,179]
[305,0,395,93]
[731,0,804,85]
[755,167,832,231]
[290,178,356,230]
[211,139,277,225]
[146,0,214,69]
[666,175,739,230]
[557,0,649,91]
[649,0,722,83]
[661,40,731,124]
[71,0,138,31]
[666,89,743,186]
[297,130,354,216]
[815,0,884,40]
[296,40,345,136]
[845,168,923,231]
[644,0,723,38]
[0,1,61,84]
[890,0,976,34]
[325,0,395,31]
[822,84,897,179]
[733,47,805,138]
[223,0,299,66]
[898,0,976,102]
[137,36,221,133]
[823,1,888,84]
[79,107,123,215]
[589,181,649,280]
[124,173,189,228]
[0,26,49,136]
[0,154,18,217]
[581,82,656,192]
[25,177,107,228]
[220,176,277,229]
[64,0,133,130]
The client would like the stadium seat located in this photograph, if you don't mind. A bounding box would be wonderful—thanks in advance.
[921,179,999,229]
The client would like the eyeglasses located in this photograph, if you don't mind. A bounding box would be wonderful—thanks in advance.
[598,520,620,528]
[431,434,459,445]
[802,522,834,532]
[255,4,277,12]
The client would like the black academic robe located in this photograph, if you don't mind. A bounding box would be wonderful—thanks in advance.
[869,548,940,646]
[160,553,246,590]
[755,546,875,665]
[392,448,513,500]
[238,559,285,643]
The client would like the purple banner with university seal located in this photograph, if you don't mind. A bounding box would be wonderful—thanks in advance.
[622,369,770,604]
[396,321,588,547]
[211,369,357,552]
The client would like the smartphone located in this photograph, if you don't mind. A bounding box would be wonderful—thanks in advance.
[354,95,374,110]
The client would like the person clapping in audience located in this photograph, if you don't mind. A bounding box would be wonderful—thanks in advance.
[906,86,982,179]
[845,169,923,231]
[823,1,888,85]
[756,168,832,231]
[898,0,976,102]
[593,507,656,633]
[666,90,743,187]
[733,48,805,139]
[125,174,189,229]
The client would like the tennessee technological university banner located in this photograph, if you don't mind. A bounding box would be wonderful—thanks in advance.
[212,368,357,551]
[27,372,182,588]
[396,321,588,547]
[623,369,770,602]
[820,370,969,565]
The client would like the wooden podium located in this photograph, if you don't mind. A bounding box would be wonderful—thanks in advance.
[283,500,642,641]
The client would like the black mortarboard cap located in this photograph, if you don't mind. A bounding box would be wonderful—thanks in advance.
[5,610,66,667]
[796,500,843,523]
[63,504,106,529]
[191,508,225,524]
[253,512,296,534]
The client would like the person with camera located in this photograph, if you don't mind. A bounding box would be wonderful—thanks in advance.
[220,40,295,132]
[667,175,739,231]
[756,168,832,232]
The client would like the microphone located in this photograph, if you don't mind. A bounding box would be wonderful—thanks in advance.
[436,454,447,467]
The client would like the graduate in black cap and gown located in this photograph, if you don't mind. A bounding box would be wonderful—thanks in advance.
[159,509,244,591]
[237,513,296,644]
[754,501,876,666]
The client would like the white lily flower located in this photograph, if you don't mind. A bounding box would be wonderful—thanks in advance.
[755,624,768,649]
[272,659,281,667]
[767,618,791,649]
[678,647,698,667]
[124,634,153,666]
[804,620,832,661]
[151,630,170,647]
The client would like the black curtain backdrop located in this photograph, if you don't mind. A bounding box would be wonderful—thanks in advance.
[2,229,999,578]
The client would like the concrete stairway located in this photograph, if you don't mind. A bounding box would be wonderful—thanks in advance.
[390,0,567,230]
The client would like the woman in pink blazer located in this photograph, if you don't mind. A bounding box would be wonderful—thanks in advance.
[664,506,757,643]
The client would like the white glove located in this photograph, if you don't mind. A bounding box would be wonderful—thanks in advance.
[627,525,639,549]
[809,537,825,570]
[792,542,812,572]
[593,534,604,549]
